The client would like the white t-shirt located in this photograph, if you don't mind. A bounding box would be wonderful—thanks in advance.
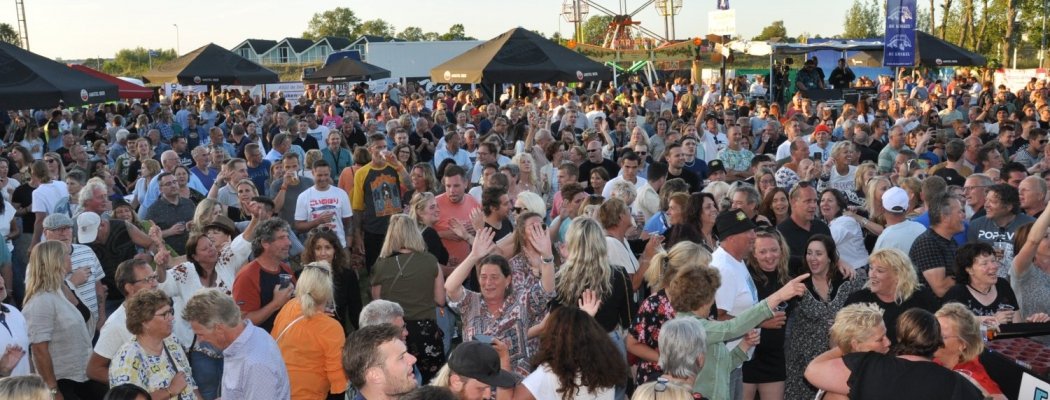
[295,185,353,247]
[31,180,69,216]
[602,176,648,199]
[521,364,614,400]
[873,220,928,254]
[307,125,331,144]
[829,216,870,270]
[93,305,131,359]
[711,246,759,352]
[827,165,858,192]
[0,304,30,376]
[0,201,14,240]
[1,179,17,204]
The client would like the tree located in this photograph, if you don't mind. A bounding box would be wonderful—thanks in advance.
[423,32,441,41]
[355,19,396,39]
[302,7,359,40]
[580,15,613,44]
[753,20,788,41]
[0,23,19,47]
[842,0,882,39]
[101,47,178,76]
[397,26,427,41]
[439,24,475,41]
[1001,0,1020,65]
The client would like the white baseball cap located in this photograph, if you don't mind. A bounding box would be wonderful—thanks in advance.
[77,212,102,243]
[882,187,910,214]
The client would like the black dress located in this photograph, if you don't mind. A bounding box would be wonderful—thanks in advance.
[742,269,787,383]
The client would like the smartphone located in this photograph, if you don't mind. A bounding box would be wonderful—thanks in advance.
[475,334,494,344]
[813,152,823,161]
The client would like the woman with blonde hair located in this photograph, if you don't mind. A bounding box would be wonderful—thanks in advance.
[0,375,51,400]
[512,152,549,199]
[228,179,259,223]
[934,303,1006,399]
[554,217,634,394]
[629,242,710,385]
[131,158,161,211]
[370,214,446,382]
[408,192,449,267]
[844,248,938,342]
[272,262,348,400]
[302,149,323,181]
[42,152,66,181]
[863,176,891,227]
[897,176,923,217]
[852,162,877,205]
[812,303,893,400]
[190,198,224,235]
[24,241,106,399]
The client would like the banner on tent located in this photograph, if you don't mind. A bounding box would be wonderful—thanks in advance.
[884,0,917,67]
[994,68,1048,92]
[260,82,306,104]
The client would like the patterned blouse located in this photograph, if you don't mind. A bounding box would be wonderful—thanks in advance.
[109,337,197,400]
[449,253,553,375]
[629,290,676,386]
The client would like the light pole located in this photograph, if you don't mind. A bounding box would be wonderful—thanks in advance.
[173,24,180,55]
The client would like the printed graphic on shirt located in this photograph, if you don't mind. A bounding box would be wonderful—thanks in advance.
[369,174,402,217]
[308,197,341,229]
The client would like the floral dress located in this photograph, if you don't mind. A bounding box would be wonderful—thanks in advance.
[109,337,197,400]
[629,290,675,385]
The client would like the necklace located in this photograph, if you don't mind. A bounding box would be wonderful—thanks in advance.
[968,284,993,295]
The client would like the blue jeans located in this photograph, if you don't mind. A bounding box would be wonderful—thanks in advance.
[608,330,627,400]
[190,342,224,400]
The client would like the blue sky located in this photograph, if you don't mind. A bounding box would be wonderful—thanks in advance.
[9,0,854,60]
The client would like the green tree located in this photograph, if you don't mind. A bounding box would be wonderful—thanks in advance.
[753,20,788,41]
[355,19,395,39]
[302,7,360,40]
[842,0,882,39]
[102,47,178,76]
[397,26,426,41]
[439,24,475,41]
[423,32,441,41]
[0,23,19,47]
[579,15,612,44]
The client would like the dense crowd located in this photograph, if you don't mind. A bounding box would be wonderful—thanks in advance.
[0,62,1048,400]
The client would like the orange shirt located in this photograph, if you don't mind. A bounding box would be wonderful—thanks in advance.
[271,298,348,400]
[433,193,480,265]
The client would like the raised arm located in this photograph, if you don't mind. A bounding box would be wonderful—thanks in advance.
[444,228,495,303]
[1014,206,1050,276]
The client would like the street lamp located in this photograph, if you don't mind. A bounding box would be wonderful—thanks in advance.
[561,0,589,44]
[173,24,180,55]
[654,0,683,41]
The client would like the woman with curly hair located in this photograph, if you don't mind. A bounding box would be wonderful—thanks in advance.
[513,152,549,199]
[301,227,361,331]
[108,289,199,399]
[515,307,629,400]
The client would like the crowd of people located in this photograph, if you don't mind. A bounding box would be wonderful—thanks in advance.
[0,66,1048,400]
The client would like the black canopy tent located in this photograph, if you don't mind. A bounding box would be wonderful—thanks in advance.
[430,27,612,85]
[0,41,118,109]
[142,43,279,85]
[303,58,391,83]
[915,30,987,67]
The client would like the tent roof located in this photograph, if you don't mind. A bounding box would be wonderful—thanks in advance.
[68,64,152,99]
[0,41,117,108]
[430,27,611,84]
[304,58,390,83]
[142,43,279,85]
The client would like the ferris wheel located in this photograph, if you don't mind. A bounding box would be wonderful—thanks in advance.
[560,0,684,48]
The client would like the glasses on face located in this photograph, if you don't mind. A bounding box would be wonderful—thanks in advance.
[310,225,333,235]
[587,149,599,153]
[154,308,175,318]
[133,274,159,284]
[45,158,57,164]
[304,263,332,275]
[512,206,525,214]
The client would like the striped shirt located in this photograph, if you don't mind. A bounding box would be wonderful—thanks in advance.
[70,244,104,322]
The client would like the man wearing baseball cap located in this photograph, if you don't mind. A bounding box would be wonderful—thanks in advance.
[710,208,759,399]
[439,341,518,400]
[76,212,158,315]
[873,187,927,254]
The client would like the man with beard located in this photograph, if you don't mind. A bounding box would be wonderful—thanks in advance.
[432,341,518,400]
[343,324,419,400]
[232,218,296,332]
[434,165,480,267]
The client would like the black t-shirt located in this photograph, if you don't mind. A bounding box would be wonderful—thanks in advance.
[843,352,983,400]
[845,288,941,344]
[11,183,35,229]
[578,159,621,188]
[485,219,514,243]
[90,221,138,301]
[942,278,1019,318]
[666,168,701,193]
[258,268,281,332]
[776,218,832,275]
[549,266,634,332]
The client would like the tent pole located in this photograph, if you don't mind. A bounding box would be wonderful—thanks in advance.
[769,51,774,105]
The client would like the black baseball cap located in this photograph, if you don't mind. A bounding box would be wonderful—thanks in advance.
[447,341,519,388]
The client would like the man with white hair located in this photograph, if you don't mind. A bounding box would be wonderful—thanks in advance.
[108,128,130,165]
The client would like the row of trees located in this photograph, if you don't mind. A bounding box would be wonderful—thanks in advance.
[302,7,475,42]
[842,0,1045,67]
